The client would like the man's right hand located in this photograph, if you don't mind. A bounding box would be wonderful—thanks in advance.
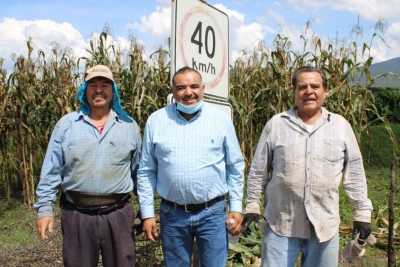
[241,213,260,237]
[142,217,158,242]
[36,216,54,240]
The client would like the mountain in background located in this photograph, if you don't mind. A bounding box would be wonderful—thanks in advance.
[355,57,400,88]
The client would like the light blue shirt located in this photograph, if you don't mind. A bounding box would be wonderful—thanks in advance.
[34,109,142,218]
[137,103,245,219]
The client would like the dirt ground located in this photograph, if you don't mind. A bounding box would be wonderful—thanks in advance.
[0,209,395,267]
[0,221,392,267]
[0,216,64,267]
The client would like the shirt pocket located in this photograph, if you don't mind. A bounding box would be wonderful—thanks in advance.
[200,133,224,163]
[322,139,345,162]
[109,141,132,165]
[64,140,93,162]
[276,141,305,163]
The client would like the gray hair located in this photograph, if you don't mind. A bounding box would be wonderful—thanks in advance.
[291,66,328,90]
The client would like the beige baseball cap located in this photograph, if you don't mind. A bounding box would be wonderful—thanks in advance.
[84,65,114,81]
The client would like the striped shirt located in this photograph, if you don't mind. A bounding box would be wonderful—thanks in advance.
[245,107,372,242]
[137,103,245,219]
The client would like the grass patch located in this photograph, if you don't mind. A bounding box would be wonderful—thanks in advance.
[338,167,400,266]
[0,198,41,250]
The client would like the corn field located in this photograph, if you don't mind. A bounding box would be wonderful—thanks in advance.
[0,21,399,266]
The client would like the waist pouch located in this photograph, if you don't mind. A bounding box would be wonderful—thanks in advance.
[67,190,130,208]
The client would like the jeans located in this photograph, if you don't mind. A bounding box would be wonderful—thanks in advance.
[160,198,228,267]
[261,221,339,267]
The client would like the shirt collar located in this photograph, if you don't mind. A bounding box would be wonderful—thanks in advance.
[77,109,120,123]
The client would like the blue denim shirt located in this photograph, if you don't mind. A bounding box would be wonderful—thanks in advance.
[137,103,245,219]
[34,109,141,218]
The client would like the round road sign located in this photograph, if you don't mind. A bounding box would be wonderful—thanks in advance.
[173,0,229,100]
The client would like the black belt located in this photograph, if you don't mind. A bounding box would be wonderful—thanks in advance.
[65,200,129,215]
[162,195,225,212]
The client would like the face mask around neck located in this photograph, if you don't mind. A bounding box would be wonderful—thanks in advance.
[176,100,204,114]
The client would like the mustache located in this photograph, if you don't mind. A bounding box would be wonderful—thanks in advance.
[92,93,106,98]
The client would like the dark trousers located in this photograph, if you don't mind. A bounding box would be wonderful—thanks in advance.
[61,203,135,267]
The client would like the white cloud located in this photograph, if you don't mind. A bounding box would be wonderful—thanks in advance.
[214,4,245,23]
[353,21,400,63]
[128,6,171,39]
[376,22,400,61]
[266,10,286,26]
[387,22,400,40]
[286,0,400,21]
[0,18,87,69]
[234,23,264,51]
[126,6,171,58]
[210,4,267,63]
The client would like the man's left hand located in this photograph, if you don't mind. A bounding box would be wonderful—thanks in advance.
[352,221,372,240]
[226,212,242,236]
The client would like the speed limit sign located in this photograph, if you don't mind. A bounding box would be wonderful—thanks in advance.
[171,0,229,100]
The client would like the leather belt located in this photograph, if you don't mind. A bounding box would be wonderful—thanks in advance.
[162,195,225,212]
[65,200,130,215]
[67,191,130,207]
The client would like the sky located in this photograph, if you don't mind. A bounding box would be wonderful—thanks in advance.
[1,0,399,72]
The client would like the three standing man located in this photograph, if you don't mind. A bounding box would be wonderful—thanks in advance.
[35,64,373,267]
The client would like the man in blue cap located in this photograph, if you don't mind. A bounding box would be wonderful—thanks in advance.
[34,65,141,267]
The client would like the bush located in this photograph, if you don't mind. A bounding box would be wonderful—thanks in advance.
[370,87,400,123]
[360,123,400,168]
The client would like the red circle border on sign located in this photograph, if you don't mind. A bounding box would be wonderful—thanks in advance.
[179,6,227,90]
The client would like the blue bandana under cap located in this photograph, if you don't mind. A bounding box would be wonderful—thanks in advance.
[77,81,133,122]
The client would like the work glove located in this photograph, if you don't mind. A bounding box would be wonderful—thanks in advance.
[133,210,143,236]
[241,213,260,237]
[352,221,372,240]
